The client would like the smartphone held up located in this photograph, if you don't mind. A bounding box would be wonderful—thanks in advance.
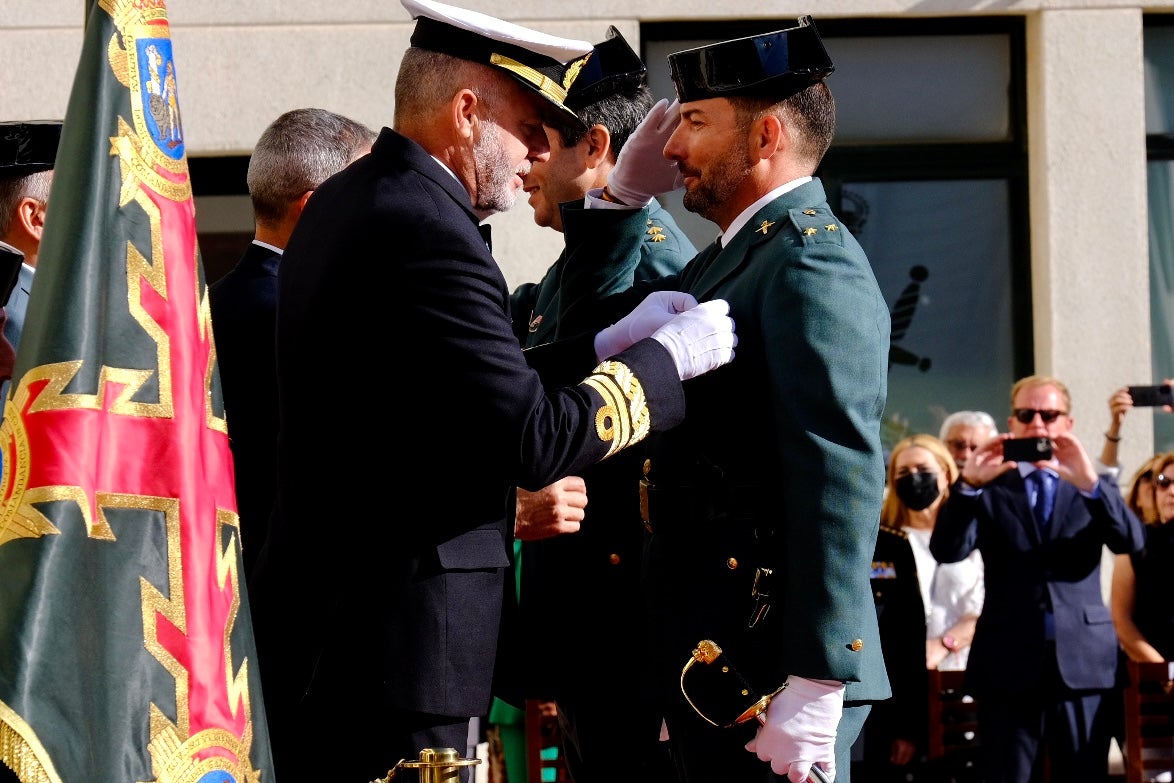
[1128,384,1174,408]
[1004,437,1053,463]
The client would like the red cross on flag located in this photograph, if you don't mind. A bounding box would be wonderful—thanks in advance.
[0,1,274,781]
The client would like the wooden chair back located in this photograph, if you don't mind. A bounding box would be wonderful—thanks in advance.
[1123,659,1174,783]
[926,668,982,781]
[524,699,570,783]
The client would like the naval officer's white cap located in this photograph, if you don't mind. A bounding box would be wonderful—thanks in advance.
[401,0,594,127]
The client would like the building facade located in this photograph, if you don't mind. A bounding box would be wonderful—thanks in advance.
[4,0,1173,468]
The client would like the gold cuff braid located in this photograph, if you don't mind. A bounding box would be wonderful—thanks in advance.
[581,360,651,458]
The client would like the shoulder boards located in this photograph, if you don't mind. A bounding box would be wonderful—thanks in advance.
[787,206,845,246]
[645,218,668,243]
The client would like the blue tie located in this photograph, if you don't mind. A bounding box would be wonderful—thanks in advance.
[1030,470,1057,527]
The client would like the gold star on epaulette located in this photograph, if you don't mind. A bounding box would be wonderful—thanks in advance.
[756,220,775,235]
[650,234,666,242]
[803,227,818,236]
[647,225,664,235]
[803,209,817,216]
[825,224,838,232]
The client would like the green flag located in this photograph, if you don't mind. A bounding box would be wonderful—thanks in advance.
[0,1,273,781]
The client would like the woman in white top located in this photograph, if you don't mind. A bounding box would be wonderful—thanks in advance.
[882,434,985,670]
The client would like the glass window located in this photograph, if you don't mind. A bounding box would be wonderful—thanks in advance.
[1145,24,1174,136]
[1146,17,1174,451]
[846,179,1016,443]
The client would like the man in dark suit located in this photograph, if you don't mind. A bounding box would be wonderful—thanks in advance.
[0,120,61,415]
[209,108,375,577]
[504,27,694,782]
[245,2,737,782]
[557,16,892,783]
[931,374,1144,783]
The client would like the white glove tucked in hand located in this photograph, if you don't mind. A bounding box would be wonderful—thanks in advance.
[649,299,737,381]
[605,99,685,207]
[594,291,699,362]
[745,676,844,783]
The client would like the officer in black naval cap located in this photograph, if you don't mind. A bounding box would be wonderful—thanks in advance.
[0,120,62,402]
[554,16,891,783]
[246,1,738,781]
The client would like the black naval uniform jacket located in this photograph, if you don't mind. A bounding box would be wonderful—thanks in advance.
[247,128,687,730]
[559,179,893,712]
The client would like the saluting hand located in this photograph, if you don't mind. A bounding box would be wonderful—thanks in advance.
[605,98,685,207]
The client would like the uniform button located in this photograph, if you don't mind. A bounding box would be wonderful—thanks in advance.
[726,557,738,570]
[608,553,621,565]
[874,591,882,599]
[851,639,864,652]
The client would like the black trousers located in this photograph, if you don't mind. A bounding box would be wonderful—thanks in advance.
[976,644,1119,783]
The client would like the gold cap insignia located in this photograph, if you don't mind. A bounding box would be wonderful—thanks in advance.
[563,52,591,90]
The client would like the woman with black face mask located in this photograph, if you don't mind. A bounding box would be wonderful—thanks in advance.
[858,434,986,783]
[883,434,985,672]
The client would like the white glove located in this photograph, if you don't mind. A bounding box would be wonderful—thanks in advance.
[649,299,737,381]
[594,291,699,362]
[605,99,685,207]
[745,676,844,783]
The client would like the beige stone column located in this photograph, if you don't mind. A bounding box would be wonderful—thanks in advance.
[1026,8,1154,468]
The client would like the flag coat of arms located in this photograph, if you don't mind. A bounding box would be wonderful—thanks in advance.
[0,1,274,781]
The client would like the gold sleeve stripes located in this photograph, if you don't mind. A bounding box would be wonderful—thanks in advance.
[581,360,652,458]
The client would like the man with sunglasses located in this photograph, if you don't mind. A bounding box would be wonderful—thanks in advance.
[931,374,1144,783]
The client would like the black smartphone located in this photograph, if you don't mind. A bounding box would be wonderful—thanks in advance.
[1003,437,1053,463]
[0,245,22,308]
[1128,384,1174,407]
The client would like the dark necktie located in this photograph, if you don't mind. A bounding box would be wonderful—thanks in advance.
[1029,470,1057,528]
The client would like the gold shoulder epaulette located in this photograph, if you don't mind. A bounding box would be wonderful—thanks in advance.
[878,523,908,539]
